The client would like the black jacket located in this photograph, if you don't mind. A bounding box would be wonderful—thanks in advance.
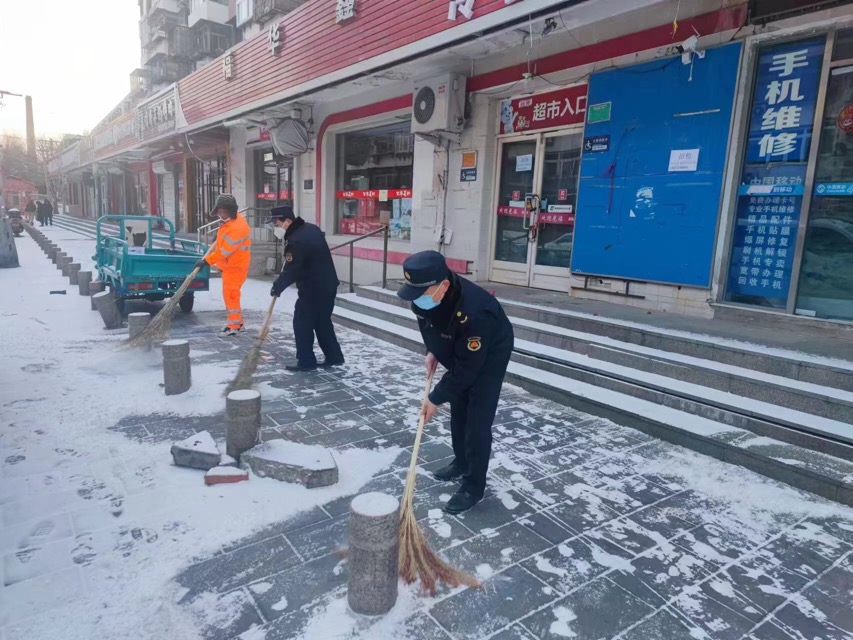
[414,274,514,406]
[273,217,340,296]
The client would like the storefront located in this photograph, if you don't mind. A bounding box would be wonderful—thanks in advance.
[335,121,414,240]
[489,84,587,290]
[721,27,853,322]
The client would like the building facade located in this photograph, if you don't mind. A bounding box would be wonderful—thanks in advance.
[50,0,853,323]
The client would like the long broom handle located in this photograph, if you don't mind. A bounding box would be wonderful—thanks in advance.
[402,371,434,507]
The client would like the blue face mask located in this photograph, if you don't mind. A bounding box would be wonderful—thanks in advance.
[413,293,440,310]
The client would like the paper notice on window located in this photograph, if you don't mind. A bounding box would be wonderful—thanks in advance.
[668,149,699,172]
[516,154,533,172]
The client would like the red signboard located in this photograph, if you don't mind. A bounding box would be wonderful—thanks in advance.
[257,190,292,200]
[336,189,413,199]
[558,189,568,201]
[499,85,588,135]
[496,206,574,225]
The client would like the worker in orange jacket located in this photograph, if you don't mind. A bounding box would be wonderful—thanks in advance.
[196,194,252,336]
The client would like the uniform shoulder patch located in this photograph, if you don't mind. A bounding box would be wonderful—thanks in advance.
[467,337,482,352]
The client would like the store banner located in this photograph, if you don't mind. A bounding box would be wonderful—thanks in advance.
[257,190,292,200]
[499,85,587,135]
[746,38,825,164]
[726,36,825,303]
[496,205,574,225]
[336,189,413,200]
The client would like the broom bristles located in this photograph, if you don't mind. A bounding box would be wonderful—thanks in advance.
[397,372,479,596]
[120,255,209,350]
[224,297,277,396]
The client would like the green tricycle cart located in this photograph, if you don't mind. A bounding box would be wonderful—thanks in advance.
[94,215,210,314]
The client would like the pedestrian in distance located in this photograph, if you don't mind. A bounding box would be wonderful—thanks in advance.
[398,250,514,514]
[269,205,345,372]
[36,200,46,227]
[45,200,54,226]
[195,194,251,337]
[24,199,36,224]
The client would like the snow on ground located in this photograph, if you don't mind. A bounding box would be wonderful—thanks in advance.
[0,235,398,638]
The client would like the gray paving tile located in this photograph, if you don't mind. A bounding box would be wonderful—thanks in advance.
[489,623,538,640]
[442,522,551,576]
[221,506,330,553]
[285,514,348,561]
[176,535,299,599]
[451,490,536,531]
[192,588,263,640]
[521,535,632,595]
[248,552,347,621]
[800,559,853,633]
[761,521,851,580]
[672,585,755,640]
[619,606,705,640]
[773,602,853,640]
[672,522,758,569]
[517,512,576,545]
[609,541,712,605]
[523,577,654,640]
[429,565,554,640]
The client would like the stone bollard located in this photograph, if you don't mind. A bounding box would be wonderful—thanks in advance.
[78,271,92,296]
[128,312,152,349]
[162,340,191,395]
[226,390,261,461]
[93,291,123,329]
[90,281,106,310]
[56,253,67,270]
[60,256,72,276]
[347,493,400,616]
[68,263,81,285]
[51,248,61,264]
[47,246,56,261]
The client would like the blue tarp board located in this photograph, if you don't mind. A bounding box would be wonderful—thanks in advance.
[571,42,743,287]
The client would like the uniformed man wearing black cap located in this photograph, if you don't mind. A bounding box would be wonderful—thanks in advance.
[399,250,514,513]
[269,205,345,371]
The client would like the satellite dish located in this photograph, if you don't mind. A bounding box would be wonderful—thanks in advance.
[413,85,435,125]
[269,118,310,158]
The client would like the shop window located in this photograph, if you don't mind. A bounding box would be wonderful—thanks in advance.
[255,150,293,218]
[335,122,413,239]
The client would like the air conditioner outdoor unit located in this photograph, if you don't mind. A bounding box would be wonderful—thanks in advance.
[411,74,466,135]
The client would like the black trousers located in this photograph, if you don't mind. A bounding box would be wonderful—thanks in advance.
[293,292,344,366]
[448,348,512,498]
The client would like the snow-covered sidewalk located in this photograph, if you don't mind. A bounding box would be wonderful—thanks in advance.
[2,232,853,640]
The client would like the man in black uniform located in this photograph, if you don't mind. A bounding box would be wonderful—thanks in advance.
[398,251,514,514]
[269,205,345,371]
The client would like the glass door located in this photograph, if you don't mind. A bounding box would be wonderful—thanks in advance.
[490,130,582,290]
[795,63,853,321]
[530,131,582,290]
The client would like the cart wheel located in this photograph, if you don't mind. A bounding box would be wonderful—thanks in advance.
[179,293,195,313]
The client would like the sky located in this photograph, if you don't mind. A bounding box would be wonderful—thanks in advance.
[0,0,141,138]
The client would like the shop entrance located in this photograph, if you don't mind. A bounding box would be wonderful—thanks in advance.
[490,129,582,290]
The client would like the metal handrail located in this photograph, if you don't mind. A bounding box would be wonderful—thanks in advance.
[330,225,390,294]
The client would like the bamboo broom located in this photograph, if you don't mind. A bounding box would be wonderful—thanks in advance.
[223,296,278,396]
[398,371,479,596]
[121,246,213,350]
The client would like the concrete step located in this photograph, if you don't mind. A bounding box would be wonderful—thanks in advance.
[331,302,853,508]
[356,285,853,393]
[335,293,853,455]
[338,293,853,428]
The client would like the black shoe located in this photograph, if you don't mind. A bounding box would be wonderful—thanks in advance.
[319,358,345,368]
[444,491,482,514]
[432,461,467,482]
[286,362,318,372]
